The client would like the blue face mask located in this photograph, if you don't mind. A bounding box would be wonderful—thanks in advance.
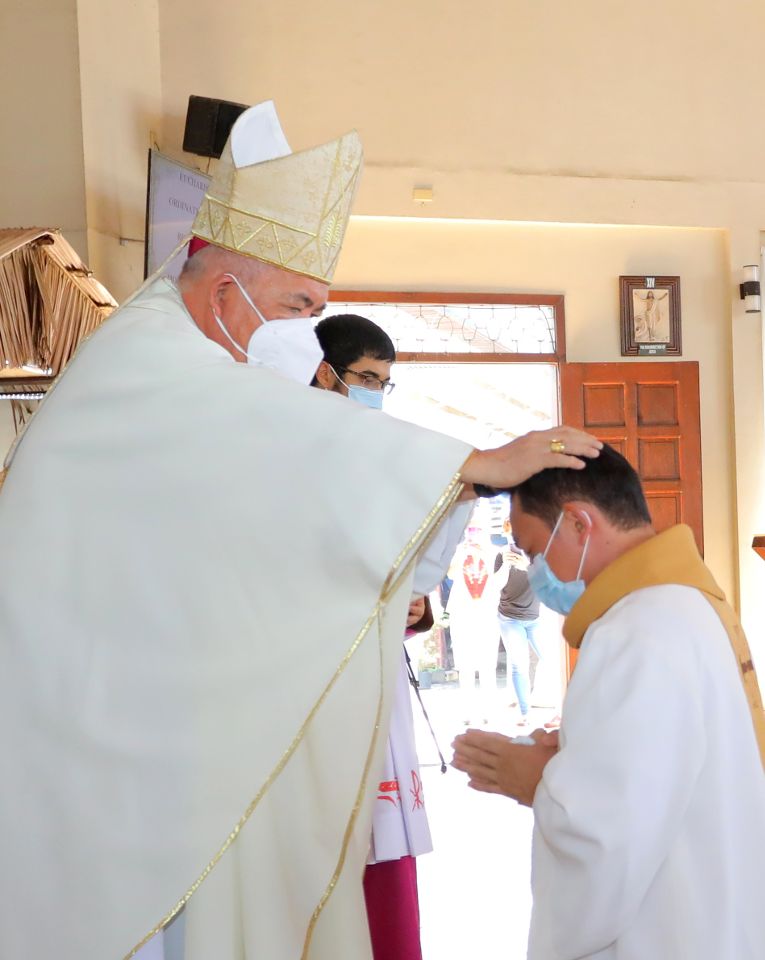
[527,511,591,616]
[347,384,384,410]
[327,364,385,410]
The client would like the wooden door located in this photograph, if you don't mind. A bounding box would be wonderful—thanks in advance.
[560,361,703,675]
[560,361,703,552]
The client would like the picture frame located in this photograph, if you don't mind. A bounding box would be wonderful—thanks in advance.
[619,275,681,356]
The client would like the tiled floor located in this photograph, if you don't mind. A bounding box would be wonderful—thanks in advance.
[412,683,560,960]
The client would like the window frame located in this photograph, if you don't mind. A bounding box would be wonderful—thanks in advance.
[327,290,567,364]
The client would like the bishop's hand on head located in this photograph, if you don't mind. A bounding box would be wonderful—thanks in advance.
[460,426,603,495]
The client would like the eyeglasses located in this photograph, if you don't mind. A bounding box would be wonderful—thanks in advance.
[335,366,396,395]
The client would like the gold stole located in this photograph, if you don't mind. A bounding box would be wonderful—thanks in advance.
[563,525,765,769]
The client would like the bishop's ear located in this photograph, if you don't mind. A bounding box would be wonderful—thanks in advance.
[209,273,235,313]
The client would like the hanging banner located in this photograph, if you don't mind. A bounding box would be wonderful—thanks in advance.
[144,149,210,280]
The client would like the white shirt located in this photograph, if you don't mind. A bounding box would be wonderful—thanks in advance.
[529,585,765,960]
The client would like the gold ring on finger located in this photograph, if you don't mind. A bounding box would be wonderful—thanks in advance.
[550,439,566,454]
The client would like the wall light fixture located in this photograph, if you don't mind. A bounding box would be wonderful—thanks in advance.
[740,264,761,313]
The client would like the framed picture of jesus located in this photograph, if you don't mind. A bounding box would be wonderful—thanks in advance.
[620,275,681,356]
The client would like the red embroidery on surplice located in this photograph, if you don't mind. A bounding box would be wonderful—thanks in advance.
[410,770,424,810]
[377,778,400,806]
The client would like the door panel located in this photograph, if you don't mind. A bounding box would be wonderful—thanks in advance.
[560,361,703,675]
[561,361,703,553]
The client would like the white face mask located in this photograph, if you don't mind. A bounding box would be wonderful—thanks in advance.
[245,317,324,384]
[211,273,323,385]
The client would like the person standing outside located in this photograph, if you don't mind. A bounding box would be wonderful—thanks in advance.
[497,543,541,727]
[446,522,505,725]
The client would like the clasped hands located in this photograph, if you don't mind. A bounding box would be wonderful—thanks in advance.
[451,727,559,807]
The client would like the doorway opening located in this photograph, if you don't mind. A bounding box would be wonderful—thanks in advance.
[328,292,566,958]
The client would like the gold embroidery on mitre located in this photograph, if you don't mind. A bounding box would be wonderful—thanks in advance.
[191,130,363,283]
[323,207,344,251]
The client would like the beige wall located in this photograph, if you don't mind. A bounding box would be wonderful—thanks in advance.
[335,216,736,603]
[0,0,88,257]
[156,0,765,215]
[0,0,161,299]
[158,0,765,180]
[76,0,163,300]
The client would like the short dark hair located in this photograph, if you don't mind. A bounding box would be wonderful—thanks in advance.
[509,442,652,530]
[314,314,395,370]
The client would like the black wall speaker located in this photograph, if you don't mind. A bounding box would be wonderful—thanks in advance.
[182,95,249,159]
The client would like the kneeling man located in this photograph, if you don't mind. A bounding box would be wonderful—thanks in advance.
[453,444,765,960]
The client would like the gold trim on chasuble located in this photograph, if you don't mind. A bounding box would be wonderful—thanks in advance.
[125,468,465,959]
[300,470,464,959]
[563,524,765,769]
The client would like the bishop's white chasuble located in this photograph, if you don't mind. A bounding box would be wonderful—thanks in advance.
[0,279,471,960]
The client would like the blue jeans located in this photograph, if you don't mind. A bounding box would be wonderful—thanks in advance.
[498,615,541,717]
